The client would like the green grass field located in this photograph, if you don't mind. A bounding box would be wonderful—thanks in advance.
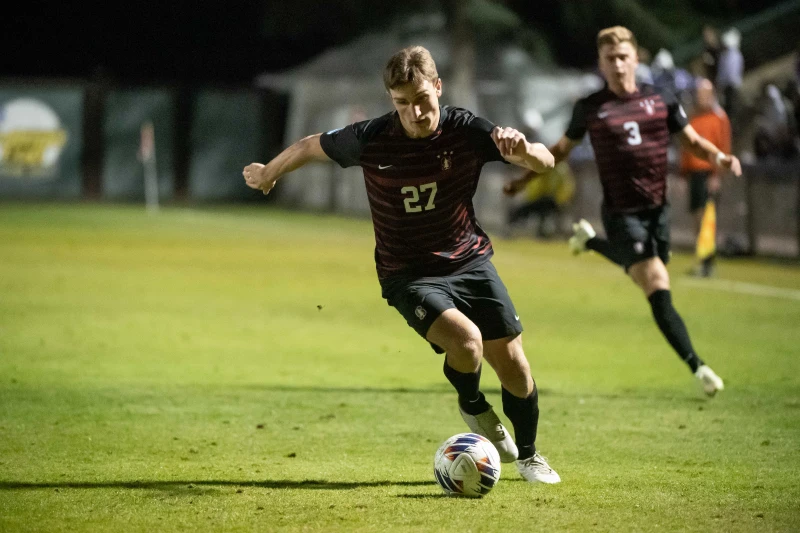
[1,203,799,532]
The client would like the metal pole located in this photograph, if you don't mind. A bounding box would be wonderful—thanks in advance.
[745,169,757,255]
[140,121,159,214]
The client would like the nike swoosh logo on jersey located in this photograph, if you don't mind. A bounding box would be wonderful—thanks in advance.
[597,111,609,118]
[514,315,520,321]
[378,164,393,169]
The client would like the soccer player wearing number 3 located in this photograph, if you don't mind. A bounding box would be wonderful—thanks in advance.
[506,26,742,397]
[243,46,561,483]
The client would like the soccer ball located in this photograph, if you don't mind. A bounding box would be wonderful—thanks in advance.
[433,432,501,498]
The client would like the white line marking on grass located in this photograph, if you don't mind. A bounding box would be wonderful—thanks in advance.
[680,278,800,302]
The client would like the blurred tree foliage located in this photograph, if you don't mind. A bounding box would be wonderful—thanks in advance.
[499,0,789,67]
[260,0,790,71]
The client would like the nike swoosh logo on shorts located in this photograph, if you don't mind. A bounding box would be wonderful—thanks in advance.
[378,164,393,169]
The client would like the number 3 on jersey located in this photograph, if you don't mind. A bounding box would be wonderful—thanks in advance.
[623,121,642,145]
[402,182,438,213]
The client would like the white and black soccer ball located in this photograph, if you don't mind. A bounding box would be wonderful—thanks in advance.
[433,432,501,498]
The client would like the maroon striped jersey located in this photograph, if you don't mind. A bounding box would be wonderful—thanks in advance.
[320,106,507,281]
[566,84,688,213]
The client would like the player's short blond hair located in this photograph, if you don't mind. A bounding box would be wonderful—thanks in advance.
[597,26,638,51]
[383,46,439,91]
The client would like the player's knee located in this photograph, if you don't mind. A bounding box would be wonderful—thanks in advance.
[446,323,483,363]
[638,275,668,295]
[644,270,670,295]
[460,328,484,361]
[496,346,534,397]
[630,259,669,295]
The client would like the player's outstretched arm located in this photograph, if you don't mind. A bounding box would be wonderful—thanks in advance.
[678,125,742,176]
[491,126,554,173]
[502,135,579,196]
[503,170,537,196]
[243,134,331,195]
[549,136,581,166]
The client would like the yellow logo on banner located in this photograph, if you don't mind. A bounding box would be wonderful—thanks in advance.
[0,98,68,177]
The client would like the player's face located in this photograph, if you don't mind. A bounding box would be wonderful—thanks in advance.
[598,42,638,92]
[389,78,442,139]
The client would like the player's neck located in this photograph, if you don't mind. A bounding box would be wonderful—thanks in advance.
[608,79,638,98]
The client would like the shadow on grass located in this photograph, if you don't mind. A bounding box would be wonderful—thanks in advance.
[0,479,431,491]
[3,383,710,404]
[242,385,707,403]
[395,493,450,499]
[542,390,709,403]
[243,384,497,395]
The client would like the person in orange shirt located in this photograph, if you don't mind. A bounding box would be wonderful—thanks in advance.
[680,78,732,276]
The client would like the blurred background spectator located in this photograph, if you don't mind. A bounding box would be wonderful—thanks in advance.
[717,28,744,127]
[785,79,800,154]
[506,162,576,239]
[636,47,655,85]
[651,49,695,106]
[701,25,721,82]
[796,40,800,81]
[753,83,799,160]
[680,78,731,276]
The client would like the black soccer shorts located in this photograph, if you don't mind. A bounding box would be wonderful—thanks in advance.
[601,203,671,270]
[380,261,523,354]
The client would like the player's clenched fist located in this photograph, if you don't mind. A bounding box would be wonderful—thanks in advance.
[242,163,276,195]
[491,126,527,158]
[491,126,553,173]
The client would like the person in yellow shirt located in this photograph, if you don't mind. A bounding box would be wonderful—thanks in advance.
[505,161,576,238]
[680,78,732,277]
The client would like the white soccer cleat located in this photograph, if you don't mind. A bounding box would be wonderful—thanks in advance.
[695,365,724,396]
[568,218,596,255]
[516,452,561,484]
[459,406,518,463]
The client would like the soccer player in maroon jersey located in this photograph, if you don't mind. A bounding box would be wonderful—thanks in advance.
[243,46,561,483]
[506,26,741,397]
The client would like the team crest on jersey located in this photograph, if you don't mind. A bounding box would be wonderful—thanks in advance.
[437,151,454,171]
[639,98,656,115]
[415,306,427,320]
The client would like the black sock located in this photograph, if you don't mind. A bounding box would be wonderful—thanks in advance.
[586,237,627,266]
[648,289,705,373]
[443,359,490,415]
[502,385,538,460]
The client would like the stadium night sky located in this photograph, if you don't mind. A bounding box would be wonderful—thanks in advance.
[9,3,319,83]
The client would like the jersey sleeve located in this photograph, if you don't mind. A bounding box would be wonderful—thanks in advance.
[660,89,690,133]
[319,119,375,168]
[564,99,588,141]
[460,113,506,164]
